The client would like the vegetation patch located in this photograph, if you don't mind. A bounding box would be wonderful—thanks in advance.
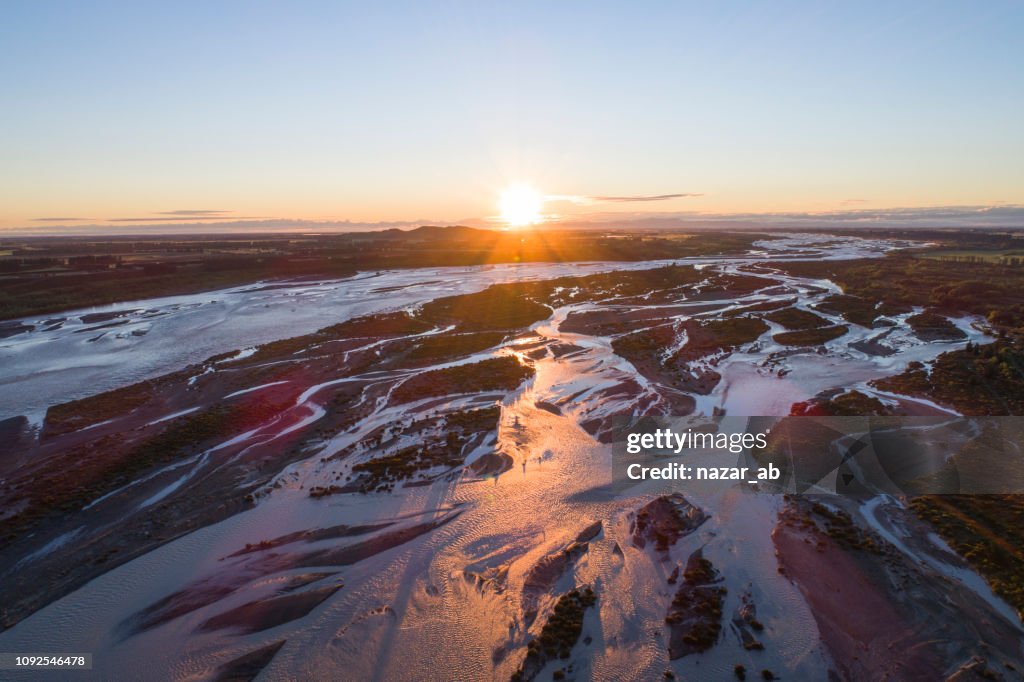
[390,356,533,404]
[813,294,878,327]
[611,323,677,362]
[910,495,1024,616]
[606,317,760,392]
[347,437,465,491]
[678,317,768,359]
[0,230,767,321]
[871,341,1024,415]
[918,248,1024,266]
[695,273,772,298]
[905,311,966,341]
[5,399,289,548]
[790,390,894,416]
[325,407,501,493]
[810,503,882,554]
[610,318,758,399]
[512,587,597,682]
[731,591,766,652]
[419,285,551,331]
[318,311,433,338]
[583,264,704,298]
[44,381,156,436]
[772,325,848,346]
[777,254,1024,330]
[723,298,795,317]
[763,306,830,330]
[405,331,507,362]
[666,549,726,659]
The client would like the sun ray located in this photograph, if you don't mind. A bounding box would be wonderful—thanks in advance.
[499,185,544,227]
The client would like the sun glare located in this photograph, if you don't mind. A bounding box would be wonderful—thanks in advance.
[499,185,544,227]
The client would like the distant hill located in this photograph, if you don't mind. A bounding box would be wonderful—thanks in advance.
[379,225,491,240]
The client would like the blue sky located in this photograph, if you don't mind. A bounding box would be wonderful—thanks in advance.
[1,1,1022,231]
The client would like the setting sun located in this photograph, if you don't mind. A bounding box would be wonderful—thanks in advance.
[499,185,544,227]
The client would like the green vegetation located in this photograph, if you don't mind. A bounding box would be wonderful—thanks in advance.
[442,406,503,431]
[779,253,1024,414]
[919,249,1024,266]
[539,263,705,306]
[390,356,533,404]
[318,311,433,338]
[666,550,726,656]
[810,503,882,554]
[0,266,357,323]
[348,436,459,491]
[340,407,501,492]
[585,264,705,298]
[512,587,597,681]
[246,312,435,362]
[763,306,830,330]
[610,316,766,397]
[4,399,287,548]
[871,340,1024,415]
[678,317,769,359]
[683,554,719,584]
[910,495,1024,616]
[697,273,772,298]
[772,325,848,346]
[247,335,322,362]
[725,299,794,317]
[0,230,767,322]
[790,390,893,416]
[612,323,676,357]
[905,310,966,341]
[406,331,507,362]
[419,284,551,331]
[109,401,280,486]
[778,254,1024,330]
[44,381,156,436]
[813,294,880,327]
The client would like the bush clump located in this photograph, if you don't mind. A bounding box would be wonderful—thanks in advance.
[512,588,597,681]
[391,356,533,404]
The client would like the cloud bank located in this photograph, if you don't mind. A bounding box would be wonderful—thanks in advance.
[552,205,1024,230]
[8,204,1024,236]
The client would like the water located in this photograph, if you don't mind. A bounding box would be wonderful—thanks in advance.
[4,233,1006,681]
[0,233,914,422]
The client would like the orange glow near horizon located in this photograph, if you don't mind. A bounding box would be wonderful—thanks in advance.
[498,185,544,227]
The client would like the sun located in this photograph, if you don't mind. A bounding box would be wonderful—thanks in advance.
[499,185,544,227]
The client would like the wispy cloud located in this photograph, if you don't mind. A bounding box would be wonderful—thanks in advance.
[546,192,701,205]
[107,215,270,222]
[112,209,248,221]
[2,218,433,236]
[32,211,236,223]
[840,198,868,206]
[590,193,702,202]
[154,209,231,216]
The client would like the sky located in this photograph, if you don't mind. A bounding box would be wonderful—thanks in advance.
[1,1,1023,233]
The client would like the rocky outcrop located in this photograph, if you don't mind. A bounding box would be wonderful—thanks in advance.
[630,494,708,552]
